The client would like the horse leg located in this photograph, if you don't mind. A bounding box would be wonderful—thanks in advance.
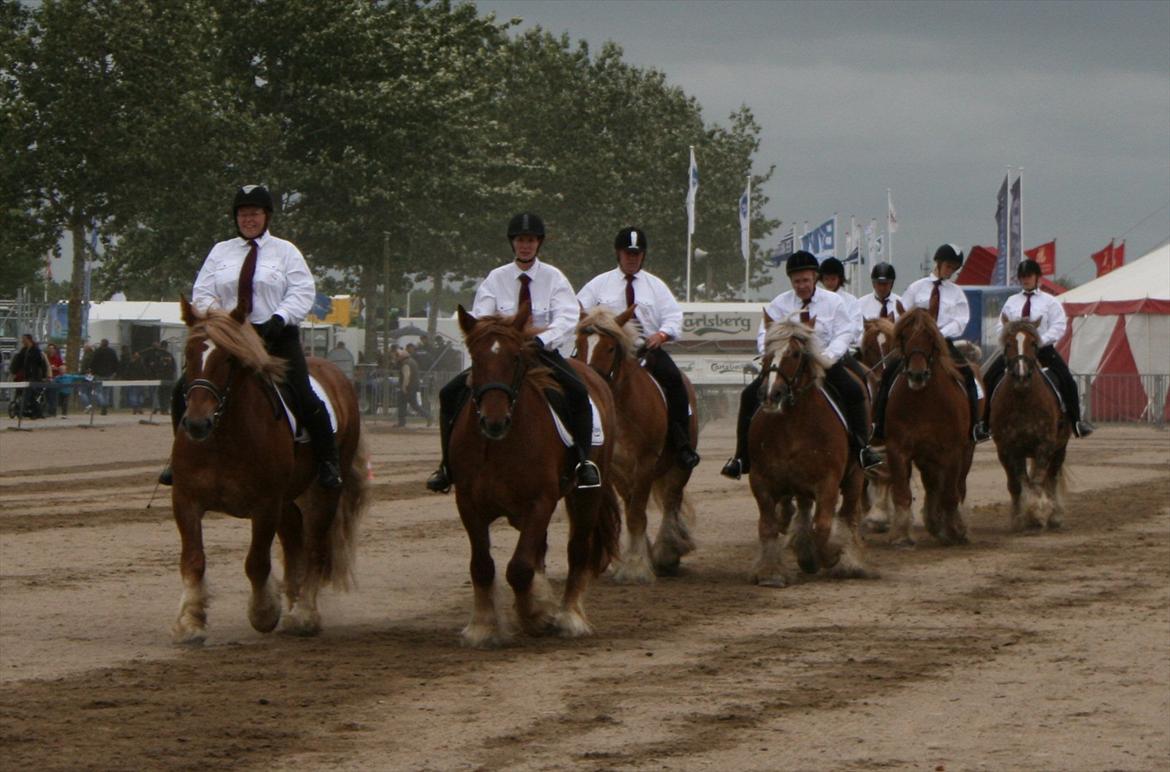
[997,446,1026,531]
[790,496,819,574]
[862,476,891,534]
[245,506,282,634]
[1047,443,1069,530]
[919,464,943,541]
[829,464,873,579]
[887,448,915,547]
[611,481,655,585]
[283,489,338,636]
[172,495,210,644]
[936,464,968,546]
[651,468,696,576]
[459,507,507,647]
[510,502,560,637]
[276,501,305,613]
[556,491,602,637]
[750,487,786,587]
[811,478,842,572]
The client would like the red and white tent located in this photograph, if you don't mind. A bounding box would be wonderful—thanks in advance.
[1057,243,1170,421]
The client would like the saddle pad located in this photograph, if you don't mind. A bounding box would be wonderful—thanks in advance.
[990,367,1064,412]
[817,386,850,434]
[275,375,339,443]
[548,396,605,448]
[639,360,693,416]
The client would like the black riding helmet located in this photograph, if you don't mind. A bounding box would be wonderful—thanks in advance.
[614,226,647,254]
[507,212,545,241]
[819,256,846,283]
[786,250,819,275]
[1017,259,1043,278]
[871,262,896,282]
[933,243,964,267]
[233,184,274,216]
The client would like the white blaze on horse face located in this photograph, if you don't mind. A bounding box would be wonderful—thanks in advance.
[765,366,778,404]
[490,339,500,356]
[1015,332,1027,378]
[585,333,600,365]
[201,340,217,372]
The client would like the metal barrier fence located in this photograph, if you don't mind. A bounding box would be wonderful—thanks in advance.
[1075,373,1168,426]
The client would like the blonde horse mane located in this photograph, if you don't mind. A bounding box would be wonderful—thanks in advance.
[895,308,962,381]
[189,309,287,380]
[462,312,560,395]
[763,319,833,380]
[578,307,640,361]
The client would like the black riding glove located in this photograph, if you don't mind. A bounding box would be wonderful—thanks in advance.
[531,337,546,351]
[258,314,285,342]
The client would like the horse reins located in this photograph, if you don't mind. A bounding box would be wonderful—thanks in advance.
[762,350,815,408]
[471,352,527,419]
[183,358,238,429]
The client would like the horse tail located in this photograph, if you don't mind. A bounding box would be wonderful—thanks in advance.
[323,428,370,591]
[589,483,623,576]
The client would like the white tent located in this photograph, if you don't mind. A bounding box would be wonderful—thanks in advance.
[1057,243,1170,421]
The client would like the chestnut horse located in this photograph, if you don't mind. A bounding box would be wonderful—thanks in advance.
[575,306,699,583]
[748,315,870,587]
[450,302,621,647]
[171,300,367,644]
[884,308,978,546]
[990,321,1070,531]
[858,317,896,532]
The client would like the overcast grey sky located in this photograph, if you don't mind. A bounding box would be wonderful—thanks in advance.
[471,0,1170,286]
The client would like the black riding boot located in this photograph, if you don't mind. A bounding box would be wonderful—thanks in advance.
[305,402,342,489]
[721,378,760,479]
[427,372,470,493]
[982,352,1006,426]
[869,360,901,443]
[827,359,884,471]
[566,383,601,489]
[670,420,701,471]
[963,367,990,443]
[158,378,186,486]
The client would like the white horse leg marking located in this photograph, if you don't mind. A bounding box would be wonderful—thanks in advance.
[173,577,210,644]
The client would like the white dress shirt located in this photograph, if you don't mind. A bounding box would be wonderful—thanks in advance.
[828,287,864,348]
[192,232,316,326]
[995,289,1067,347]
[858,291,906,323]
[577,267,684,339]
[902,274,970,339]
[757,288,853,364]
[472,258,579,350]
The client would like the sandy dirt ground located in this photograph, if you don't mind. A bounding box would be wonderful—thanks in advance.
[0,409,1168,771]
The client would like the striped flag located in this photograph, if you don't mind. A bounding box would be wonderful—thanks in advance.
[686,147,699,236]
[738,178,751,264]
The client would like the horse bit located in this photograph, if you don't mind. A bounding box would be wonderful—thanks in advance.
[761,351,814,408]
[183,357,239,429]
[471,351,527,420]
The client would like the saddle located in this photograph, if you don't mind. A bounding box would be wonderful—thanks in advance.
[990,367,1064,412]
[266,375,338,443]
[542,388,604,448]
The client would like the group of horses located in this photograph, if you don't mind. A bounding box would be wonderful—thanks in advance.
[166,298,1069,648]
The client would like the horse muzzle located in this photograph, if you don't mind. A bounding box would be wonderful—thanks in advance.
[478,415,511,440]
[905,368,930,390]
[180,414,214,442]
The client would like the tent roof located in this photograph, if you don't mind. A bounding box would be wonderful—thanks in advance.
[1060,243,1170,316]
[87,301,184,324]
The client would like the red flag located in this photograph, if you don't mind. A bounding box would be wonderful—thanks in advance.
[1024,239,1056,276]
[1092,240,1120,277]
[1114,240,1125,268]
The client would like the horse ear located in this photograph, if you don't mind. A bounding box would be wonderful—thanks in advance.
[457,305,476,335]
[762,308,773,329]
[180,296,198,327]
[514,297,532,331]
[616,304,636,327]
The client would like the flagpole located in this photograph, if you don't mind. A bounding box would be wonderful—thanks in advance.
[743,174,751,300]
[686,230,692,303]
[685,145,696,303]
[1006,165,1013,284]
[1018,166,1024,275]
[886,188,893,264]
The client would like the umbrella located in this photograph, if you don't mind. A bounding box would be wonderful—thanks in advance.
[388,325,428,339]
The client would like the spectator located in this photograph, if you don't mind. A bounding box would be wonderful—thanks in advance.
[120,351,147,414]
[140,340,177,414]
[326,340,355,381]
[395,345,431,427]
[90,338,119,415]
[9,334,49,419]
[77,343,105,414]
[414,334,434,370]
[45,342,68,418]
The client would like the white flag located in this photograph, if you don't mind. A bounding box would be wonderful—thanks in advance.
[865,219,877,259]
[887,190,898,234]
[738,178,751,264]
[686,147,699,236]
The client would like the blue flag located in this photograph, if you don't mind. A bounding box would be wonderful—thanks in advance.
[800,217,837,260]
[310,292,333,319]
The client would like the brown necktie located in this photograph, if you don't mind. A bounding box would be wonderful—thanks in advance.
[1022,290,1034,318]
[929,280,941,320]
[518,272,532,309]
[625,274,636,308]
[880,298,889,318]
[800,298,811,325]
[238,239,259,317]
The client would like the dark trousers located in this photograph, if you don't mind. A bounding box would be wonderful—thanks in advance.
[872,339,980,439]
[170,325,335,454]
[436,347,592,475]
[983,344,1082,423]
[642,348,694,447]
[397,386,431,425]
[732,354,869,465]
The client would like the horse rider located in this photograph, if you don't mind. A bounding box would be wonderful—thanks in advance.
[577,226,701,471]
[858,262,906,323]
[982,259,1094,438]
[425,212,602,493]
[817,256,865,352]
[870,243,991,445]
[159,184,342,489]
[720,250,884,479]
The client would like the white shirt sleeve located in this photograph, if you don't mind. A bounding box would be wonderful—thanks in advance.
[1041,295,1067,346]
[939,285,969,339]
[652,276,684,340]
[539,269,581,349]
[273,243,316,326]
[823,298,853,364]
